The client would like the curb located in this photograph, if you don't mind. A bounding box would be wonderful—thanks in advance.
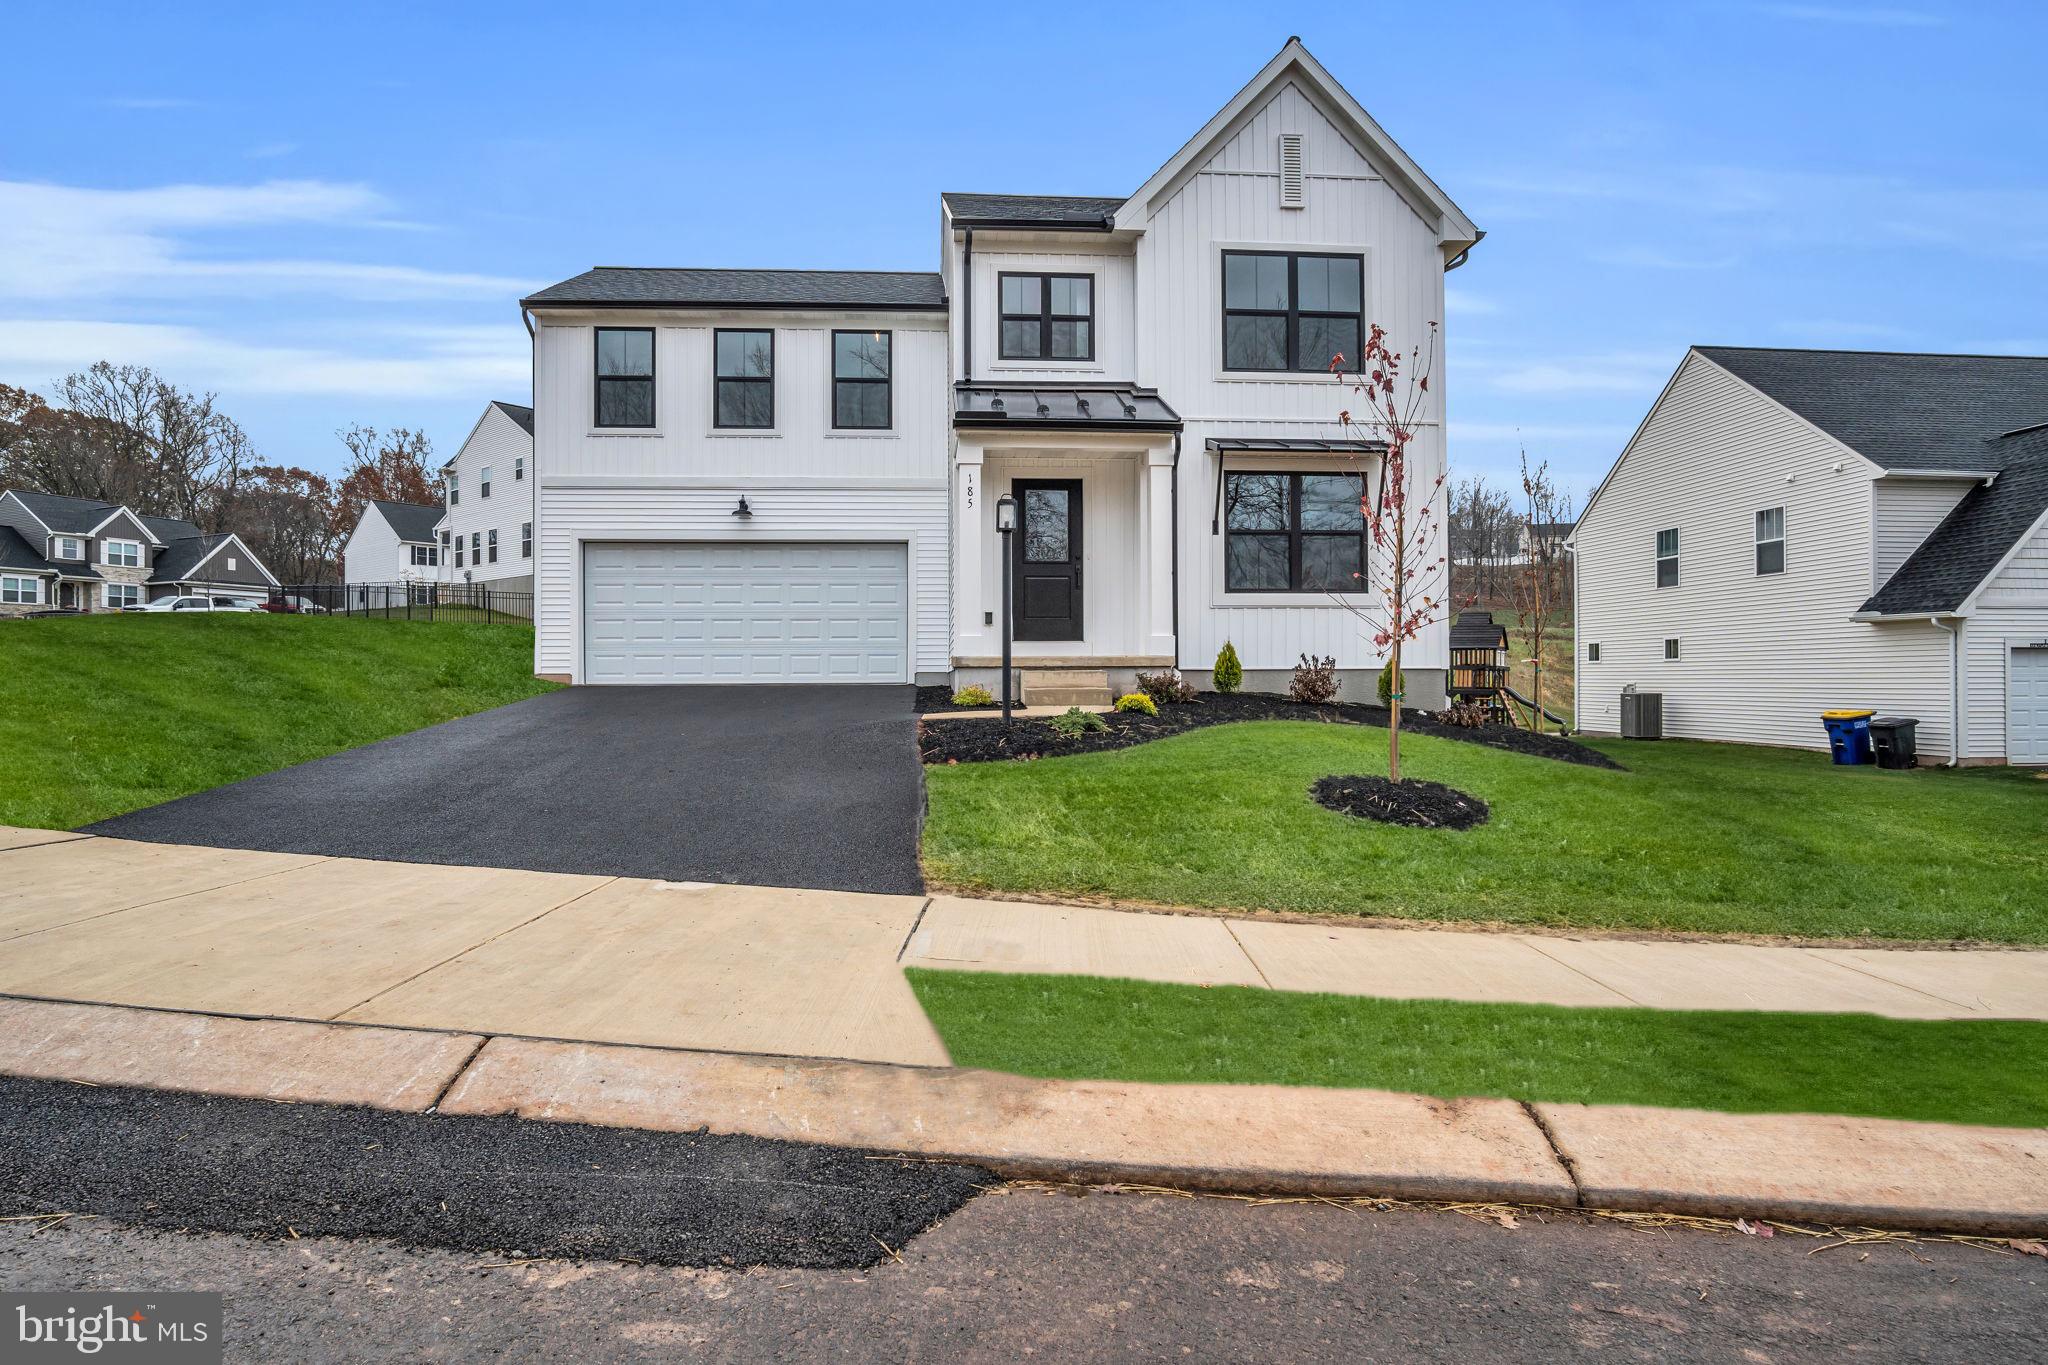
[3,995,2044,1238]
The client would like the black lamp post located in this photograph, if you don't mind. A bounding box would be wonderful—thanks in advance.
[995,493,1017,721]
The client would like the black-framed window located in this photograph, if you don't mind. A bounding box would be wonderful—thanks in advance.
[832,330,892,429]
[1755,506,1785,575]
[594,327,655,428]
[714,329,774,428]
[521,522,532,559]
[999,274,1093,361]
[1655,527,1679,588]
[487,529,498,563]
[1587,642,1601,662]
[1222,251,1363,372]
[1664,637,1681,660]
[1223,471,1367,592]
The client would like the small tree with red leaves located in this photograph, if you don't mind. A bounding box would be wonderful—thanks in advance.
[1333,323,1454,783]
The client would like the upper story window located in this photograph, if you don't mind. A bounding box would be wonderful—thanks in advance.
[1655,528,1679,588]
[103,538,142,568]
[521,522,532,559]
[1222,250,1362,372]
[514,456,525,481]
[480,465,493,499]
[1755,506,1785,575]
[832,331,892,430]
[448,476,459,507]
[999,274,1093,361]
[54,536,83,560]
[594,327,656,428]
[1223,471,1367,592]
[714,329,774,429]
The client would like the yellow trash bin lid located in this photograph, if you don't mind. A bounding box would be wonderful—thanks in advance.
[1821,709,1876,720]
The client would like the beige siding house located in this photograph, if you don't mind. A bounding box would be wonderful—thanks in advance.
[1573,348,2048,764]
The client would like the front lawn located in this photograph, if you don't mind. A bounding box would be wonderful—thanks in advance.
[0,613,556,829]
[921,720,2047,943]
[909,969,2048,1128]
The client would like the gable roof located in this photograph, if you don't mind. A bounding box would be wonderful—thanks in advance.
[369,499,445,543]
[4,489,202,545]
[1860,425,2048,616]
[0,525,59,575]
[523,268,947,312]
[941,193,1125,229]
[1696,347,2048,474]
[1113,37,1479,254]
[491,400,535,435]
[147,532,232,584]
[1449,610,1507,651]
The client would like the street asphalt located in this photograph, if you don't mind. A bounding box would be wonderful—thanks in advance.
[0,1076,985,1270]
[85,684,927,894]
[5,1169,2039,1362]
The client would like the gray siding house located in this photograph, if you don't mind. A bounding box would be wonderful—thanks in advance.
[0,490,277,616]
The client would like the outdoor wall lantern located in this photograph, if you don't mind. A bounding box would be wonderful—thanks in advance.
[995,493,1017,721]
[731,495,753,518]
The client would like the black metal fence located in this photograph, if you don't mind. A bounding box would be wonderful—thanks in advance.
[269,582,534,623]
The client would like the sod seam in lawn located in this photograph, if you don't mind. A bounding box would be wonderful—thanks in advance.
[907,968,2048,1129]
[920,719,2048,944]
[0,613,556,829]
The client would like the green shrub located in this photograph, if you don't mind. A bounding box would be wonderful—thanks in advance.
[1377,660,1403,704]
[1213,641,1242,694]
[1114,692,1158,715]
[951,684,995,707]
[1048,706,1110,736]
[1134,668,1197,704]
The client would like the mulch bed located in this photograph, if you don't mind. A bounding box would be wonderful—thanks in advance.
[918,689,1623,769]
[915,684,1008,712]
[1312,774,1491,830]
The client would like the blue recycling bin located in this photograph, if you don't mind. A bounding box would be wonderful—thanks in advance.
[1821,710,1875,765]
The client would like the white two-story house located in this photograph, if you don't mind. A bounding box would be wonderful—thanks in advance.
[1572,347,2048,765]
[435,400,536,591]
[519,39,1479,701]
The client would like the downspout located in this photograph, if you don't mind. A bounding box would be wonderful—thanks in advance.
[1170,432,1181,670]
[962,228,974,383]
[1930,616,1959,767]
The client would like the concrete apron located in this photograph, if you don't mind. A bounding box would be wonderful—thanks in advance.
[2,995,2043,1239]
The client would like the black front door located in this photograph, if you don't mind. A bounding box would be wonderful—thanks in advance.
[1012,479,1083,641]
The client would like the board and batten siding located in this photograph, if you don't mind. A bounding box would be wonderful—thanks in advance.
[441,404,534,584]
[532,312,951,682]
[1574,352,1956,759]
[1130,77,1451,676]
[1872,477,1976,589]
[959,245,1137,384]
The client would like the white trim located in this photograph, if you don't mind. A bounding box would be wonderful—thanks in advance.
[1957,500,2048,615]
[101,537,144,568]
[0,491,56,537]
[84,506,165,545]
[102,581,143,609]
[0,573,43,605]
[179,533,280,587]
[52,535,85,561]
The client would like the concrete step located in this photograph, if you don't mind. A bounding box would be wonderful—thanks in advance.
[1030,690,1113,709]
[1022,669,1111,709]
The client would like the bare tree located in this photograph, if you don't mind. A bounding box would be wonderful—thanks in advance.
[1507,450,1575,732]
[333,424,437,535]
[230,465,341,583]
[1448,473,1517,604]
[1334,323,1457,783]
[53,363,252,528]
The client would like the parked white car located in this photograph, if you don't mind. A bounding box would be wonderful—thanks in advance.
[134,594,263,613]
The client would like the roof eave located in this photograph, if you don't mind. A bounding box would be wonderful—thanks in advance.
[521,297,947,313]
[952,417,1184,433]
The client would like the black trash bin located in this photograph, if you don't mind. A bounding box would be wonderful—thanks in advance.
[1869,717,1919,770]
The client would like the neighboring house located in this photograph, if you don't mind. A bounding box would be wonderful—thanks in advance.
[341,499,444,590]
[519,39,1479,698]
[1571,347,2048,765]
[435,401,535,590]
[0,489,276,616]
[1521,520,1574,562]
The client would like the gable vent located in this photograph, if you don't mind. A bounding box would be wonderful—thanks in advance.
[1278,133,1305,208]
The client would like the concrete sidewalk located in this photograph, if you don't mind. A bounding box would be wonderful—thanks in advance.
[3,995,2043,1236]
[3,829,2045,1074]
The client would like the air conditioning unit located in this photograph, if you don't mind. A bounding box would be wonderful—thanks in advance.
[1620,685,1662,740]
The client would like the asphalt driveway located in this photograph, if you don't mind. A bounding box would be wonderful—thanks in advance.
[87,686,927,894]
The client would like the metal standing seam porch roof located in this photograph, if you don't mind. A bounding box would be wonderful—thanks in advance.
[953,383,1182,432]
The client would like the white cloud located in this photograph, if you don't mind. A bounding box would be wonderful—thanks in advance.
[0,179,531,302]
[1754,5,1945,26]
[0,318,528,399]
[1452,420,1637,444]
[1471,351,1675,396]
[1444,287,1498,316]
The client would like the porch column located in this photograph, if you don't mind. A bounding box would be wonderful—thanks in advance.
[953,442,987,660]
[1142,443,1176,659]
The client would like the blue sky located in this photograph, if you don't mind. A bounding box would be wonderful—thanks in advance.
[2,1,2041,499]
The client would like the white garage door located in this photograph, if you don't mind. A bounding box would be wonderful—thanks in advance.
[2012,647,2048,765]
[583,542,909,684]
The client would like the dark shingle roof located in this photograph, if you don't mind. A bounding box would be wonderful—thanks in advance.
[370,500,445,543]
[941,193,1126,228]
[5,489,199,543]
[953,383,1181,431]
[1861,426,2048,615]
[1449,610,1507,652]
[0,525,58,574]
[523,268,946,312]
[148,533,235,584]
[491,401,535,435]
[1696,347,2048,474]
